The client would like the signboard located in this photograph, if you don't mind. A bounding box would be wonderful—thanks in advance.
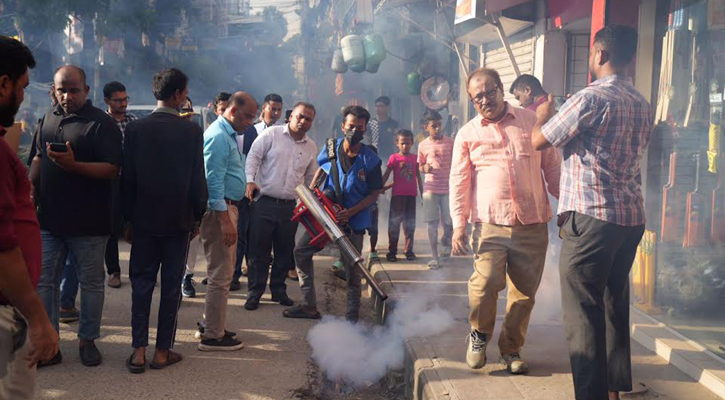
[165,37,182,50]
[710,0,725,30]
[455,0,476,25]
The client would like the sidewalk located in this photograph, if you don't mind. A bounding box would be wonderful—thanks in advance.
[367,230,724,400]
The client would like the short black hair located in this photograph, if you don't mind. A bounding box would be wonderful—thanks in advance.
[509,74,545,96]
[103,81,127,99]
[214,92,231,107]
[152,68,188,101]
[292,101,316,116]
[396,129,414,140]
[342,105,371,124]
[375,96,390,106]
[421,109,442,125]
[0,36,36,81]
[593,24,638,67]
[467,68,503,90]
[264,93,283,105]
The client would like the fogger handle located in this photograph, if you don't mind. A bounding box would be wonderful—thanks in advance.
[336,237,388,301]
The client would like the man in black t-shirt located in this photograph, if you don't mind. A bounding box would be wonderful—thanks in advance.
[28,65,122,368]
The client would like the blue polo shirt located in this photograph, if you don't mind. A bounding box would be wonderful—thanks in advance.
[203,115,246,211]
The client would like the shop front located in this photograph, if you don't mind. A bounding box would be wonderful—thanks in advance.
[631,0,725,360]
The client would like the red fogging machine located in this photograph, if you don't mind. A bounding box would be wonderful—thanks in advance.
[292,184,388,301]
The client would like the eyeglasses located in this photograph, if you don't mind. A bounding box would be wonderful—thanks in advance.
[471,87,500,104]
[109,97,130,104]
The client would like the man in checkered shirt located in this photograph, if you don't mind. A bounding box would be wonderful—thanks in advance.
[532,25,653,400]
[102,81,136,288]
[104,81,137,138]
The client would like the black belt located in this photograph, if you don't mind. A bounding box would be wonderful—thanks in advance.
[259,195,296,205]
[225,198,242,207]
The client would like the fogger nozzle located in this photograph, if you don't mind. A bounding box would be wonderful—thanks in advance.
[295,185,388,301]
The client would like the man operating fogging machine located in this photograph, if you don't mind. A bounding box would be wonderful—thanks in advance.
[285,105,384,322]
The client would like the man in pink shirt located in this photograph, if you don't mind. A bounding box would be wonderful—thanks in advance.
[450,68,561,374]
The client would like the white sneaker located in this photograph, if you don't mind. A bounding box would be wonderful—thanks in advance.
[500,353,529,374]
[466,330,487,369]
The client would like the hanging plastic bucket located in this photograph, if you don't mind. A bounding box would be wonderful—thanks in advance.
[407,72,422,95]
[331,49,348,73]
[341,35,365,72]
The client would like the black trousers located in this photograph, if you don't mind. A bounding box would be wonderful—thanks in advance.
[105,235,120,276]
[388,195,416,255]
[246,197,297,300]
[129,232,190,349]
[559,212,644,400]
[105,179,121,275]
[233,198,252,279]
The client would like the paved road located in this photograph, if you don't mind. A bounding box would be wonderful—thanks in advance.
[35,241,394,400]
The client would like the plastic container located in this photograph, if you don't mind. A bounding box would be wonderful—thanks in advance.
[406,72,422,95]
[341,35,365,72]
[363,34,386,65]
[331,49,348,73]
[366,60,380,73]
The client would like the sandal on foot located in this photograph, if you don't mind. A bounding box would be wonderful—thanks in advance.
[283,305,321,320]
[126,354,146,374]
[149,350,183,370]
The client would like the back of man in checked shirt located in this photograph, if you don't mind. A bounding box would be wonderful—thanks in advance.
[540,74,652,226]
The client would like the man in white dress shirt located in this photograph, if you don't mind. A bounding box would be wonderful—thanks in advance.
[243,102,318,310]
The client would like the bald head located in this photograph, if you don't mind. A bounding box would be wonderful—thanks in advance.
[224,91,258,132]
[53,65,89,114]
[54,65,86,85]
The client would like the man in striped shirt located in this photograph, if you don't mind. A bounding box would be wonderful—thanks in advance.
[532,25,652,400]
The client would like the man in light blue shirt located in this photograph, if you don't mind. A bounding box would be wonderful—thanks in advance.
[198,91,258,352]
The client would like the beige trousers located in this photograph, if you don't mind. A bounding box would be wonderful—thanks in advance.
[200,206,238,339]
[468,222,548,354]
[0,307,35,400]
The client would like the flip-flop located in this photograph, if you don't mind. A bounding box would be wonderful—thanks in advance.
[126,354,146,374]
[283,305,321,319]
[149,350,183,370]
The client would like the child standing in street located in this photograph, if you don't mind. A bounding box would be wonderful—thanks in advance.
[383,129,423,262]
[417,110,454,269]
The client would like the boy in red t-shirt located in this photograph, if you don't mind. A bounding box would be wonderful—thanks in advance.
[417,110,454,269]
[382,129,423,262]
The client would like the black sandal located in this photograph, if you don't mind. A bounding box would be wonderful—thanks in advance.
[126,354,146,374]
[149,350,183,370]
[282,305,321,320]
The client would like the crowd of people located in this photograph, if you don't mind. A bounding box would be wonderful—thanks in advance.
[1,23,650,400]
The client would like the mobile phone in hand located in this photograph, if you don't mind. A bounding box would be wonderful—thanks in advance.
[49,142,68,153]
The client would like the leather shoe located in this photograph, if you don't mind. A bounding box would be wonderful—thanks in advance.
[79,341,102,367]
[244,297,260,310]
[271,295,294,307]
[230,278,242,292]
[37,350,62,368]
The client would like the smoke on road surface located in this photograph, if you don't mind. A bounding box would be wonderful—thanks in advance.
[307,291,454,388]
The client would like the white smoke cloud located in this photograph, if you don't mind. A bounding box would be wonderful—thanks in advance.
[307,292,454,388]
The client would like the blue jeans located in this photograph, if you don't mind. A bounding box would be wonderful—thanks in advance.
[36,231,108,341]
[60,255,78,310]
